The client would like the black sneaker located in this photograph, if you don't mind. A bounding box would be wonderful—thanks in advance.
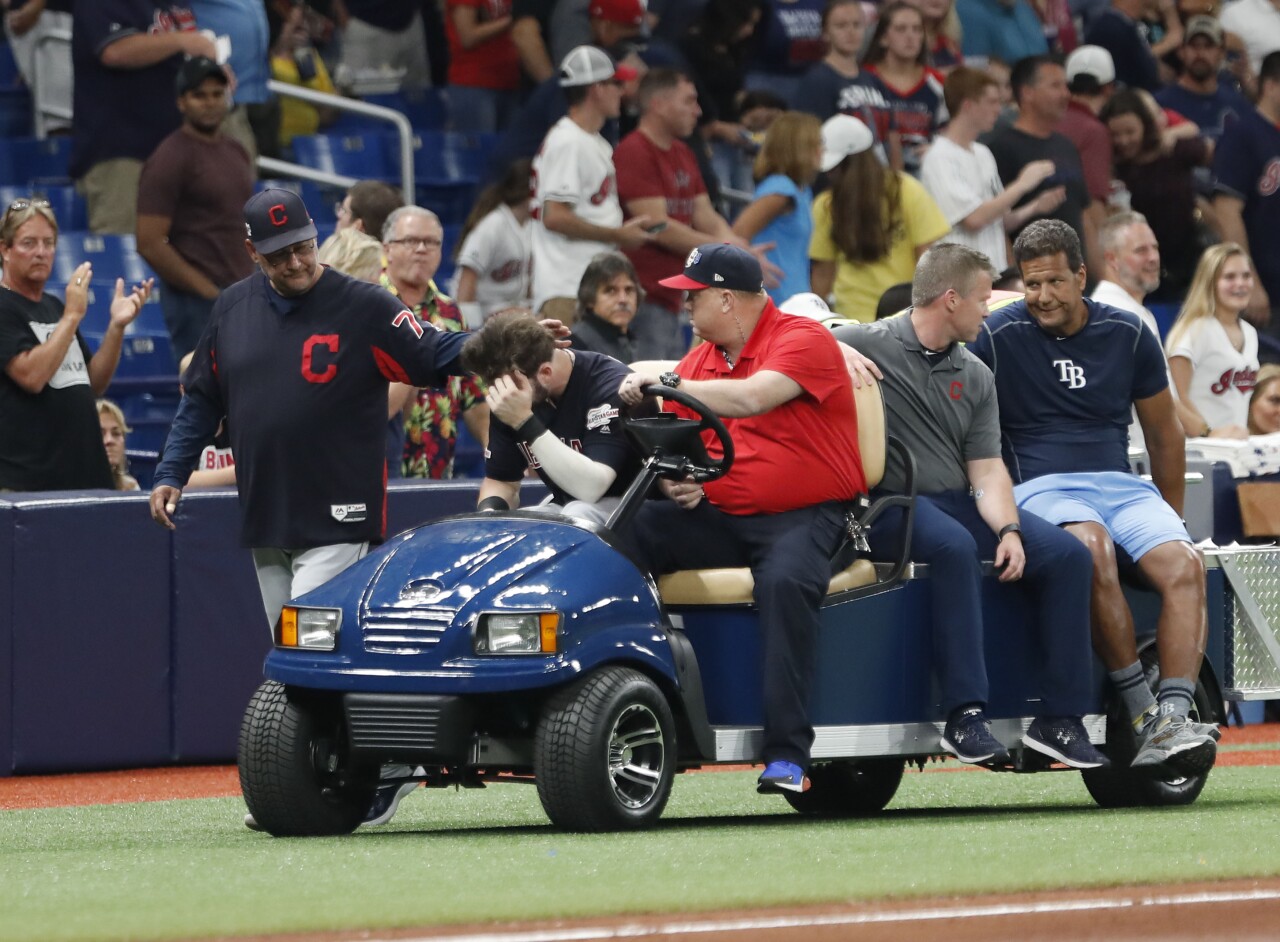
[941,709,1011,765]
[1023,717,1110,769]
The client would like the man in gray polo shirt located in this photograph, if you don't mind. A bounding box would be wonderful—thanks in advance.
[833,244,1106,770]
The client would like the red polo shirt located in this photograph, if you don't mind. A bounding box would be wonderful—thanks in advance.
[669,301,865,515]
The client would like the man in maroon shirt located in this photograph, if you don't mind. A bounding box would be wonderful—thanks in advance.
[613,68,774,359]
[136,55,254,362]
[1058,45,1114,268]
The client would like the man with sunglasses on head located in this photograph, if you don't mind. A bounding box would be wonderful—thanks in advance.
[0,198,152,491]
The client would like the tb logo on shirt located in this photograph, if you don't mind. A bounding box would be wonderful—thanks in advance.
[1053,359,1087,390]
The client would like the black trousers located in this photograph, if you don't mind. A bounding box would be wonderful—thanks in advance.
[627,499,848,767]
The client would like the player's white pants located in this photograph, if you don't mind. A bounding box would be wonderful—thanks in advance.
[251,542,369,637]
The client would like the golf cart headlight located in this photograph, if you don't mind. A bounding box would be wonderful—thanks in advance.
[278,606,340,650]
[475,612,559,655]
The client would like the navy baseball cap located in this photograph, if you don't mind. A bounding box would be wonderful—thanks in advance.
[244,188,318,255]
[659,244,763,292]
[176,56,227,96]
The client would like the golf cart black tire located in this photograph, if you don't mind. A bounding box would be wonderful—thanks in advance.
[1082,647,1216,809]
[783,758,904,817]
[238,680,376,836]
[535,667,677,832]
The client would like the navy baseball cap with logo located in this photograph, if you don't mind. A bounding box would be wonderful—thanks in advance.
[659,243,764,292]
[244,188,318,254]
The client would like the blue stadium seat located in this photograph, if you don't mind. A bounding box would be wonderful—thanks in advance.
[0,87,32,137]
[0,183,86,229]
[411,131,496,224]
[327,88,449,133]
[255,177,343,226]
[413,130,498,181]
[435,223,462,288]
[291,133,394,181]
[64,279,167,337]
[83,328,177,395]
[4,136,72,185]
[52,232,157,285]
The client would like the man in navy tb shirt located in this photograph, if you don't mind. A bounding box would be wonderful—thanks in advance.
[967,220,1218,776]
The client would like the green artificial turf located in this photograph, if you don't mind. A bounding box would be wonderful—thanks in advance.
[3,766,1279,942]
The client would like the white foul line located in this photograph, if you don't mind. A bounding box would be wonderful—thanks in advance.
[363,887,1280,942]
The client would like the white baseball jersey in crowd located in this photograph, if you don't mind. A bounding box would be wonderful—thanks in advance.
[1166,316,1259,432]
[530,116,623,309]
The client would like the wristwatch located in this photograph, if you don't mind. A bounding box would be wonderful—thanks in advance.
[659,372,682,389]
[998,523,1022,540]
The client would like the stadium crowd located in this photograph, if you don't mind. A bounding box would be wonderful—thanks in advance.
[3,0,1279,822]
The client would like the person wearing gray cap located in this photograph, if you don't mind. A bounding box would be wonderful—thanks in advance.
[136,55,254,363]
[1155,15,1254,143]
[620,243,865,796]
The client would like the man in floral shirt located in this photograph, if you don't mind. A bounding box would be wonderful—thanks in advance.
[380,206,489,478]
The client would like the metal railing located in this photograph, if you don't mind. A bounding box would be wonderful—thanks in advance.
[260,79,415,203]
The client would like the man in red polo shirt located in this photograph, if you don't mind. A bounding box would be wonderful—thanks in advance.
[621,243,864,795]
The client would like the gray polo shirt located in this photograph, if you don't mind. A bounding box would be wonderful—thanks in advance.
[832,314,1001,494]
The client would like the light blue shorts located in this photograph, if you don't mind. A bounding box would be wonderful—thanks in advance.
[1013,472,1190,562]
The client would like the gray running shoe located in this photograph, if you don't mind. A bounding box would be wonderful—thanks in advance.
[1132,715,1216,773]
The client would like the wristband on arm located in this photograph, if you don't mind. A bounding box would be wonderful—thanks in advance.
[515,414,548,444]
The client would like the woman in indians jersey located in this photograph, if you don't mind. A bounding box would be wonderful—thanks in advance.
[861,1,947,176]
[1166,243,1259,440]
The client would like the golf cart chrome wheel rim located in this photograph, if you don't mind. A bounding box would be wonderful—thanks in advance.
[607,703,665,809]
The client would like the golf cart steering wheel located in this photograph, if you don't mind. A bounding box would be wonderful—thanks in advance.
[624,385,734,483]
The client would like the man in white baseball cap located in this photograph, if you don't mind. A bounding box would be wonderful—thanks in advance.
[1059,44,1115,217]
[530,45,655,322]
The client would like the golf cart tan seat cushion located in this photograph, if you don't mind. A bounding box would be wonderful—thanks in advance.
[656,379,886,607]
[658,558,876,605]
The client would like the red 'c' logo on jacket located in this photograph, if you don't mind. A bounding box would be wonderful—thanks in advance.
[302,334,338,383]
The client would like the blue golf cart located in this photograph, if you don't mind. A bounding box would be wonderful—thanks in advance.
[236,382,1270,834]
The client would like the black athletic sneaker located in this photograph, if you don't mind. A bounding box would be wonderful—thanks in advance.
[1023,717,1110,769]
[941,708,1011,765]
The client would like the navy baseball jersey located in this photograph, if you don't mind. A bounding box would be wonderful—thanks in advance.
[485,351,641,505]
[966,298,1167,483]
[157,267,467,548]
[1213,107,1280,306]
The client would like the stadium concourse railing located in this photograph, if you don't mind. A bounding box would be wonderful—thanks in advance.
[259,79,415,204]
[0,480,545,777]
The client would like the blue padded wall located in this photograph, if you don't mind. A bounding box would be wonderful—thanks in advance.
[8,493,171,773]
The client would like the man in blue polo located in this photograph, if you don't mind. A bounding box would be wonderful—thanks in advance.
[967,219,1218,774]
[834,244,1107,770]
